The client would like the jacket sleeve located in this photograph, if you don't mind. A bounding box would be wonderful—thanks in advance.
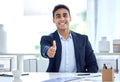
[85,36,98,73]
[40,36,53,58]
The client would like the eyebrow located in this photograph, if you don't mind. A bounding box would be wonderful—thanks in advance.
[55,14,60,16]
[55,13,68,16]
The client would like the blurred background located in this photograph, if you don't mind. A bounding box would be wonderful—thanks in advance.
[0,0,120,72]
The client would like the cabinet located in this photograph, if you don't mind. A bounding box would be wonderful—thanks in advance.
[0,56,15,72]
[0,53,38,72]
[96,53,120,73]
[0,53,120,73]
[24,58,48,72]
[0,57,11,72]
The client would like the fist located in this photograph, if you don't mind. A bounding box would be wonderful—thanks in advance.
[47,40,57,58]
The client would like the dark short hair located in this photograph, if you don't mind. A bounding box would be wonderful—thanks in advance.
[52,4,71,18]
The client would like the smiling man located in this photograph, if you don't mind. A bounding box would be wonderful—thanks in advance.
[40,4,98,73]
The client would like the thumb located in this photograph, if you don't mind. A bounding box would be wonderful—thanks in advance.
[53,40,56,49]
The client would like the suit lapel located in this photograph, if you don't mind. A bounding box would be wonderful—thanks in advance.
[53,31,62,71]
[71,31,82,72]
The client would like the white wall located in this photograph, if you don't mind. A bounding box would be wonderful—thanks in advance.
[87,0,120,53]
[96,0,120,53]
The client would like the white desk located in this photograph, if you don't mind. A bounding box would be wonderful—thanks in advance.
[0,72,120,82]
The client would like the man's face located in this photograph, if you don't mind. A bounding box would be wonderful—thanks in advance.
[53,8,71,31]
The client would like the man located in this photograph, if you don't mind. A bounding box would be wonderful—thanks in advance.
[40,4,98,73]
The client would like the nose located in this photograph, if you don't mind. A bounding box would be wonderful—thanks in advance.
[60,16,65,20]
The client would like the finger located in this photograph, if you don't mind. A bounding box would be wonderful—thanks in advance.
[47,47,56,57]
[50,51,56,56]
[50,48,56,54]
[50,47,55,52]
[53,40,56,49]
[48,51,56,58]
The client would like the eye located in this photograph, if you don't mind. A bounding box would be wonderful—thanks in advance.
[63,13,68,18]
[55,14,61,18]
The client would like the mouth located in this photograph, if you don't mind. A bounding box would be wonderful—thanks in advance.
[59,22,66,27]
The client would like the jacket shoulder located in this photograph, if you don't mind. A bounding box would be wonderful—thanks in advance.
[71,31,88,39]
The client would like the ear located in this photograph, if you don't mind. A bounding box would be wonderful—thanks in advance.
[70,16,72,21]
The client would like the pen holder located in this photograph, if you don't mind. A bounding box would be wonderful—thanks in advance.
[102,69,114,82]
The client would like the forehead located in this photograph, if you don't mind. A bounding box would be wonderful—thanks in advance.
[54,8,69,15]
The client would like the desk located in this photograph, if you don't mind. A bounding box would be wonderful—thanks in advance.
[0,72,120,82]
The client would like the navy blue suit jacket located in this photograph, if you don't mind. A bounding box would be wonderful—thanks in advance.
[40,31,98,73]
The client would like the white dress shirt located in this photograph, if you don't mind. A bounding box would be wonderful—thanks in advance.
[58,32,77,72]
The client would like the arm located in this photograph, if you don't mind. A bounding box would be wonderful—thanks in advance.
[85,36,98,73]
[40,36,51,58]
[40,36,56,58]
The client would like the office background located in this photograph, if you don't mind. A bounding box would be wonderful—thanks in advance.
[0,0,120,53]
[0,0,120,72]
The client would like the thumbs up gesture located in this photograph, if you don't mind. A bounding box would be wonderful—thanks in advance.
[47,40,57,58]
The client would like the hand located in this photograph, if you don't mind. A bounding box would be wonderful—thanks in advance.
[47,40,57,58]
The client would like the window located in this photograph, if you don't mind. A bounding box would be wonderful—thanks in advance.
[0,0,87,53]
[94,0,120,53]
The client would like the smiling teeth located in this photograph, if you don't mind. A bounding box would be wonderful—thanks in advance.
[60,23,65,25]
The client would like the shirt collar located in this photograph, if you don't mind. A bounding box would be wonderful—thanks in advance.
[57,31,72,40]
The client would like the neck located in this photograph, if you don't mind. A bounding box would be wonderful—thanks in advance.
[58,29,70,39]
